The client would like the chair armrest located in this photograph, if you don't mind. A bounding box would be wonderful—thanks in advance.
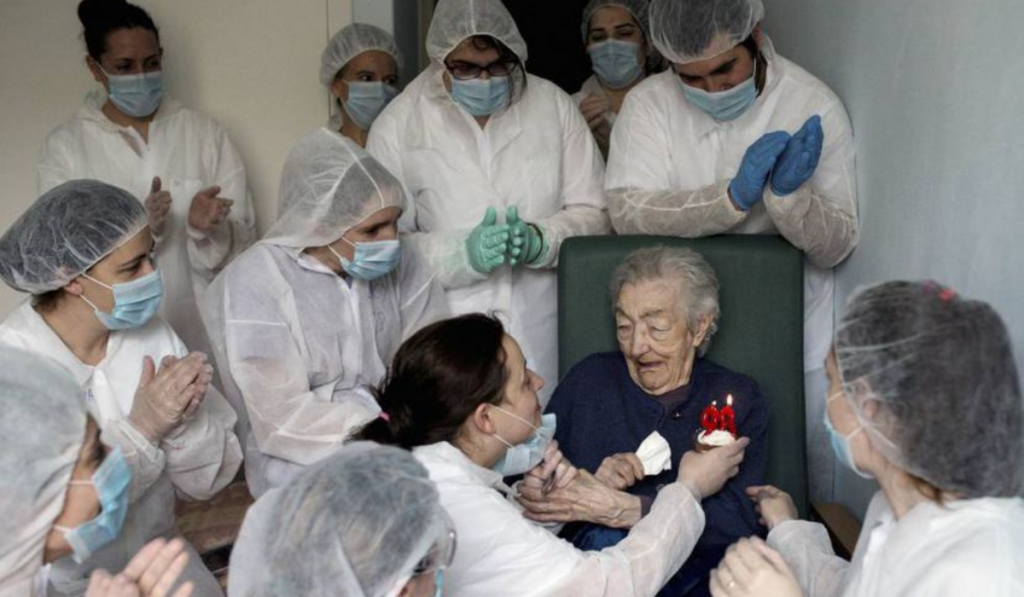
[809,501,861,560]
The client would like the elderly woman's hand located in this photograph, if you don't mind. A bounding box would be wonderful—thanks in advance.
[517,469,642,529]
[522,440,577,493]
[710,537,803,597]
[746,485,799,530]
[595,452,645,490]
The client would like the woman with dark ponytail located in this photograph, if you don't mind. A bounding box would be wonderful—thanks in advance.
[353,313,748,597]
[38,0,257,360]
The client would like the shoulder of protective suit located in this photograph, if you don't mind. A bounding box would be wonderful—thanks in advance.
[772,54,846,112]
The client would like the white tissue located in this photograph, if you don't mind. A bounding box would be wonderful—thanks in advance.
[636,430,672,476]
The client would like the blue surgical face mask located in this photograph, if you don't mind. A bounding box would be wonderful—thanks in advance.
[54,447,133,564]
[342,81,400,130]
[824,392,873,479]
[81,269,164,330]
[680,60,758,121]
[450,76,510,117]
[588,39,644,89]
[102,68,164,118]
[329,238,401,281]
[492,410,556,477]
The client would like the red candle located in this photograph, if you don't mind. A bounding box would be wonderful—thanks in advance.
[700,400,721,433]
[720,394,736,436]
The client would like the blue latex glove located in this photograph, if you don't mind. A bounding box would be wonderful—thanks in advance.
[771,115,824,196]
[729,131,791,210]
[466,207,510,274]
[506,206,546,266]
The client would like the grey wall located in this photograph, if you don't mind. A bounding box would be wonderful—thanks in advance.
[763,0,1024,516]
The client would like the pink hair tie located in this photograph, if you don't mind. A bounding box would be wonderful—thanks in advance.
[379,412,391,423]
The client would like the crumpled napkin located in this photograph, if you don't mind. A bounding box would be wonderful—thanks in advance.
[636,430,672,476]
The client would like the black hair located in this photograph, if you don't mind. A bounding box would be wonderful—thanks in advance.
[739,33,767,94]
[463,35,529,107]
[78,0,159,61]
[354,314,509,450]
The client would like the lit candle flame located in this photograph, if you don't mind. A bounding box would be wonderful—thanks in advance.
[727,394,733,406]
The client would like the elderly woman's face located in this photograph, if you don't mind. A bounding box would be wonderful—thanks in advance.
[615,280,709,395]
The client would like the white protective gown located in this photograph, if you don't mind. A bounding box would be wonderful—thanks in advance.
[0,303,242,597]
[37,92,258,358]
[202,241,449,497]
[367,69,609,404]
[605,37,858,376]
[767,491,1024,597]
[413,441,704,597]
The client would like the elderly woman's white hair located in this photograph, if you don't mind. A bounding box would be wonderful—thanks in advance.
[610,246,721,355]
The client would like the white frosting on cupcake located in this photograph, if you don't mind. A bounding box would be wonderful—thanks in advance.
[697,429,736,446]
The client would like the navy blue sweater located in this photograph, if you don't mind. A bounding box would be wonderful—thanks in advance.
[547,352,768,550]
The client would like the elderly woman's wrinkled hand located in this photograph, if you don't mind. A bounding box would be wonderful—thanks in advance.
[518,469,642,529]
[594,452,645,490]
[710,537,803,597]
[746,485,798,530]
[522,440,577,493]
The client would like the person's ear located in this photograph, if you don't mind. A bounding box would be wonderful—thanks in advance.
[86,56,106,85]
[692,314,713,348]
[331,77,348,101]
[63,278,86,298]
[752,23,763,47]
[472,402,498,435]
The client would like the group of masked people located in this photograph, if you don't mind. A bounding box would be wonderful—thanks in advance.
[2,0,1023,597]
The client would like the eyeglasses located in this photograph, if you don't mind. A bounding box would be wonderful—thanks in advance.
[444,60,516,81]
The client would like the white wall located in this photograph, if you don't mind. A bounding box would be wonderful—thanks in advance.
[764,1,1024,516]
[0,0,352,317]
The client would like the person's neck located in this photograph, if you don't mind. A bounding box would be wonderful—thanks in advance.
[36,300,110,366]
[339,118,368,148]
[453,432,502,471]
[303,246,347,278]
[875,463,933,520]
[649,357,695,397]
[473,114,491,129]
[102,100,153,142]
[600,76,644,113]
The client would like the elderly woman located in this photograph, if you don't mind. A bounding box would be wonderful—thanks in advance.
[321,23,403,146]
[0,345,194,597]
[228,443,455,597]
[545,246,768,597]
[0,181,241,597]
[573,0,663,159]
[709,281,1024,597]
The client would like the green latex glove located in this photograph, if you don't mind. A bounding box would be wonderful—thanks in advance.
[506,205,546,266]
[466,207,510,274]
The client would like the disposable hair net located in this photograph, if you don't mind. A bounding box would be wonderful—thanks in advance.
[649,0,764,64]
[265,128,404,248]
[0,346,86,590]
[580,0,653,43]
[233,442,447,597]
[834,281,1023,498]
[426,0,528,65]
[0,180,147,294]
[320,23,404,86]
